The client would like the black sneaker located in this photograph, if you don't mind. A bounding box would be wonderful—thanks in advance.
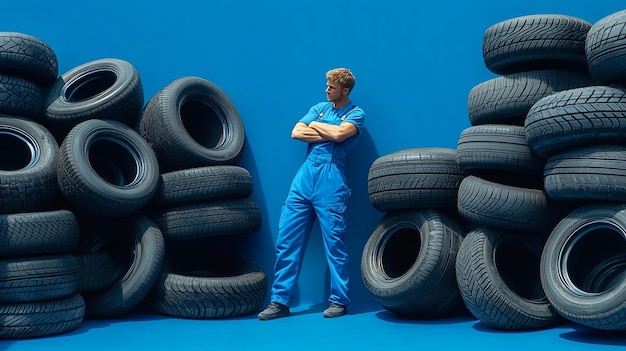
[323,303,347,318]
[258,302,290,320]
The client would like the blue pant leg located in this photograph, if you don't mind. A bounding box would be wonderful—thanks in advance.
[314,164,352,306]
[270,164,316,306]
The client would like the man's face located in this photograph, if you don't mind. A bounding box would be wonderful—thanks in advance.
[325,80,346,102]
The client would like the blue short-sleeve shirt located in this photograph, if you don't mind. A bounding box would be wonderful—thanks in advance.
[299,101,365,157]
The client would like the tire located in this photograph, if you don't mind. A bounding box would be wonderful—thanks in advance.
[139,76,245,171]
[457,175,564,233]
[456,124,544,177]
[544,145,626,202]
[540,203,626,330]
[76,252,114,293]
[0,294,84,339]
[0,116,59,214]
[0,74,44,120]
[586,9,626,85]
[0,254,79,303]
[150,198,262,241]
[79,215,165,318]
[44,58,143,142]
[151,254,267,319]
[0,209,79,258]
[367,148,463,212]
[482,14,591,75]
[151,165,253,208]
[524,85,626,159]
[361,210,466,318]
[467,70,594,126]
[57,119,160,219]
[0,32,58,84]
[456,226,561,330]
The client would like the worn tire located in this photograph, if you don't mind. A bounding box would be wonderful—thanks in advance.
[367,148,463,212]
[151,254,267,319]
[456,124,544,177]
[457,175,565,233]
[79,215,165,318]
[0,254,79,303]
[140,76,245,171]
[467,70,593,126]
[482,14,591,74]
[44,58,143,142]
[361,210,466,318]
[524,85,626,159]
[151,165,253,208]
[540,203,626,330]
[0,294,84,339]
[150,198,261,241]
[0,32,58,84]
[57,119,160,219]
[585,9,626,85]
[456,227,561,330]
[0,116,59,214]
[0,209,79,258]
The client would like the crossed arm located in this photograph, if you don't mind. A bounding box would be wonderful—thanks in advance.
[291,121,358,143]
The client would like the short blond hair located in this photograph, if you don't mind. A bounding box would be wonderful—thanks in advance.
[326,68,355,93]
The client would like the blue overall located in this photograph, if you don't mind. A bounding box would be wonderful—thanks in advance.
[271,101,365,307]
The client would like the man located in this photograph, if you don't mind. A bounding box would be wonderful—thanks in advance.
[258,68,365,320]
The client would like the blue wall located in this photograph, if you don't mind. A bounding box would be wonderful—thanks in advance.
[5,0,625,309]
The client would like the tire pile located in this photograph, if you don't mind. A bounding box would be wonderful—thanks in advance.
[362,9,626,332]
[0,33,265,339]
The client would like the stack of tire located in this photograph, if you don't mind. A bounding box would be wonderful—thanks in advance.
[0,32,86,339]
[361,147,468,319]
[453,14,597,331]
[526,9,626,332]
[0,32,265,338]
[139,77,267,320]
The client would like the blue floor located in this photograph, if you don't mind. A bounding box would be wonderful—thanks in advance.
[3,303,626,351]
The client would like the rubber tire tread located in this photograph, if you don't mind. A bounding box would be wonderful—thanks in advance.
[456,124,544,177]
[80,215,165,318]
[482,14,591,75]
[457,175,564,233]
[367,147,463,212]
[0,74,44,120]
[139,76,245,172]
[151,256,267,319]
[467,69,594,126]
[544,144,626,202]
[524,85,626,158]
[151,165,253,208]
[456,226,561,330]
[585,10,626,85]
[361,209,466,318]
[0,254,79,303]
[56,119,160,219]
[0,209,79,258]
[0,293,84,339]
[150,198,262,241]
[44,58,143,142]
[0,32,58,84]
[540,203,626,330]
[76,252,114,293]
[0,116,59,214]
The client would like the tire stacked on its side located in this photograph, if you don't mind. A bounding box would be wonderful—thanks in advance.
[527,9,626,331]
[455,14,595,331]
[362,147,467,319]
[139,77,267,319]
